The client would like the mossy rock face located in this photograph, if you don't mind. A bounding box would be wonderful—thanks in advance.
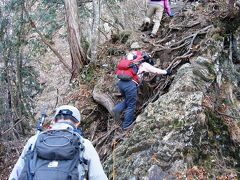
[189,109,240,176]
[191,56,216,82]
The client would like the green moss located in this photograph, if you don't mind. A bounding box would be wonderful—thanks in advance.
[208,44,217,52]
[201,61,216,77]
[0,97,4,115]
[221,98,231,106]
[81,36,89,53]
[212,34,224,42]
[111,31,131,44]
[107,48,125,56]
[182,105,239,176]
[125,141,152,156]
[170,118,185,129]
[82,65,95,82]
[205,110,228,136]
[237,121,240,127]
[202,155,213,170]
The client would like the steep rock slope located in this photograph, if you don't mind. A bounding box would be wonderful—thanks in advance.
[105,57,218,178]
[102,2,240,179]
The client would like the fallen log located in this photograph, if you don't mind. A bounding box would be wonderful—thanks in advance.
[93,79,115,117]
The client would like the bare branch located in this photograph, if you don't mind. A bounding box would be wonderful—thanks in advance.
[1,118,24,135]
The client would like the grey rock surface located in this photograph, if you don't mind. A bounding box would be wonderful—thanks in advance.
[104,57,216,179]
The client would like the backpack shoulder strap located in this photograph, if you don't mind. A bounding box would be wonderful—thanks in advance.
[72,130,89,178]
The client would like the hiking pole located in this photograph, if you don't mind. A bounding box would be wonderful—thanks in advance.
[36,106,48,134]
[30,106,48,151]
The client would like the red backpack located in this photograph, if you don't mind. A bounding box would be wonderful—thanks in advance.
[116,51,143,83]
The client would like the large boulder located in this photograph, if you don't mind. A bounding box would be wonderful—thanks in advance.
[104,57,216,179]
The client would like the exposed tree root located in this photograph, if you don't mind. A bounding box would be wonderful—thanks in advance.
[93,84,115,117]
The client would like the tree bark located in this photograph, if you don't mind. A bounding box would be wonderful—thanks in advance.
[64,0,88,79]
[16,3,25,118]
[90,0,100,63]
[228,0,235,17]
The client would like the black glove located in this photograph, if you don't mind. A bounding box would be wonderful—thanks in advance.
[147,58,155,66]
[143,53,155,65]
[165,69,172,75]
[143,53,151,61]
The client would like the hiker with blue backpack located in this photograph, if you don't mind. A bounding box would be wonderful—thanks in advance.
[113,50,171,130]
[140,0,174,38]
[9,105,108,180]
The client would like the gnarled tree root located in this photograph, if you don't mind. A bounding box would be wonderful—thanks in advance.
[93,85,115,117]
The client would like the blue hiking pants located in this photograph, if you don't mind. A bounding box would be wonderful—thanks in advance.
[113,80,138,128]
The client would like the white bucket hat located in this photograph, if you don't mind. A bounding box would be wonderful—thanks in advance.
[54,105,81,123]
[127,52,138,61]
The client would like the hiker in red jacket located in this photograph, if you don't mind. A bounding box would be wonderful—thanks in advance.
[113,51,171,130]
[140,0,174,38]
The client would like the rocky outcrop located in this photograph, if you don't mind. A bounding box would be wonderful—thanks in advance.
[104,56,217,179]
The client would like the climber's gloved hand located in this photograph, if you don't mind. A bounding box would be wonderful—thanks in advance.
[142,53,155,66]
[143,53,151,61]
[165,68,172,75]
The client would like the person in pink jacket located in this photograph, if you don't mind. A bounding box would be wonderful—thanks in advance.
[140,0,174,38]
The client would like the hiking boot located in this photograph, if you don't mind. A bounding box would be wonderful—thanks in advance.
[149,33,157,38]
[112,109,121,123]
[122,121,136,130]
[139,22,149,32]
[149,23,154,30]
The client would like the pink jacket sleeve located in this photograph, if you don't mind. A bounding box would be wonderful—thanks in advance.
[164,0,171,16]
[139,62,167,75]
